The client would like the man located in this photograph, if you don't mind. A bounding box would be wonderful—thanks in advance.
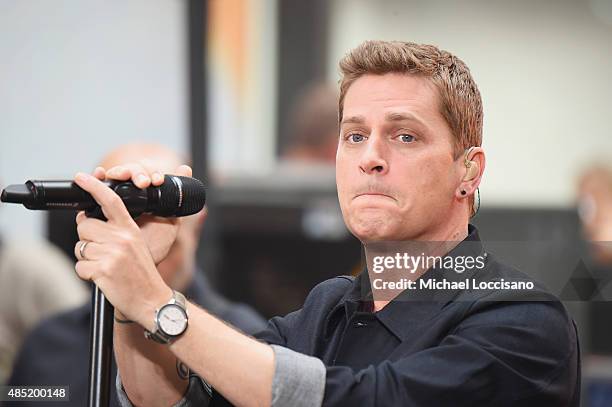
[8,144,266,406]
[281,82,339,164]
[72,41,579,406]
[577,165,612,264]
[576,164,612,406]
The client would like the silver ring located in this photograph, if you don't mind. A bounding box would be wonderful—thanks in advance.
[79,241,89,261]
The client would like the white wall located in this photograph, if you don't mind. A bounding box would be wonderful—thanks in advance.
[0,0,188,240]
[327,0,612,207]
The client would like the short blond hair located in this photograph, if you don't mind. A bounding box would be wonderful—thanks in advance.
[339,40,483,158]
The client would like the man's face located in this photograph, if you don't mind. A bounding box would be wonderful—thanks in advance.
[336,73,462,242]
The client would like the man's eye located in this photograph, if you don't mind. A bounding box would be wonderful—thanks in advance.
[348,134,365,143]
[399,134,415,143]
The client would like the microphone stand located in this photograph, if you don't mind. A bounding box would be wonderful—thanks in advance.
[87,207,115,407]
[88,286,114,407]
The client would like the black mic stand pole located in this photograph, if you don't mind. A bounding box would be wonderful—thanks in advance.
[87,207,116,407]
[88,286,114,407]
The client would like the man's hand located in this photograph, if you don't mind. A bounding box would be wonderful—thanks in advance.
[92,163,193,264]
[72,163,193,327]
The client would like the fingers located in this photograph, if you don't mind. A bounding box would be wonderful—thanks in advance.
[76,216,113,242]
[120,163,192,190]
[74,172,134,226]
[76,211,87,225]
[74,241,85,261]
[104,165,131,181]
[151,172,164,186]
[101,162,192,190]
[175,164,193,178]
[92,166,106,180]
[75,260,97,281]
[138,158,165,187]
[122,162,152,188]
[74,240,103,261]
[105,162,151,189]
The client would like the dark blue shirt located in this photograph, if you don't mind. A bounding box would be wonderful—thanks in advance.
[245,225,580,406]
[7,270,267,407]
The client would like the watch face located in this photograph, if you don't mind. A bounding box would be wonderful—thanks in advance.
[158,304,188,336]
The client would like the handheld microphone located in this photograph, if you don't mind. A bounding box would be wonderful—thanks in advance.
[0,175,206,220]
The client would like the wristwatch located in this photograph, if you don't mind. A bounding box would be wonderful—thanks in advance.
[144,290,189,344]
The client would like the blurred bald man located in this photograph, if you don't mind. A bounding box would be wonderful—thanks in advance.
[8,143,266,407]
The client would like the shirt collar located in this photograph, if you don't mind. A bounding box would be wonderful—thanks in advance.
[324,224,486,340]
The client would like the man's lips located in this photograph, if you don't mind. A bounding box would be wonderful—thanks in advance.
[353,192,396,201]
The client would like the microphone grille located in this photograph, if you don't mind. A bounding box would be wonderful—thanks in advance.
[158,175,206,217]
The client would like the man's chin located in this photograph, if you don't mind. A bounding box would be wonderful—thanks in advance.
[348,215,399,242]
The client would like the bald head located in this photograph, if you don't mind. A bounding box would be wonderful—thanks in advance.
[99,143,188,175]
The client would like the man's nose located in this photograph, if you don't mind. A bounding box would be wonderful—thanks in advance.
[359,136,389,175]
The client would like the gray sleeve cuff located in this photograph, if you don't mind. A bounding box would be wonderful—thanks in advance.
[116,370,211,407]
[114,346,325,407]
[271,345,326,407]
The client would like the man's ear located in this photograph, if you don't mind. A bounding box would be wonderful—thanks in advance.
[457,147,485,197]
[463,161,479,181]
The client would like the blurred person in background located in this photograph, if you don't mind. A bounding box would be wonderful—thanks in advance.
[578,165,612,265]
[280,82,339,165]
[7,143,266,406]
[577,164,612,407]
[250,82,342,316]
[0,193,88,384]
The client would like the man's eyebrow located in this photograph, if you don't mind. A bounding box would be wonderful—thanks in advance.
[341,112,427,126]
[384,112,424,124]
[340,115,366,126]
